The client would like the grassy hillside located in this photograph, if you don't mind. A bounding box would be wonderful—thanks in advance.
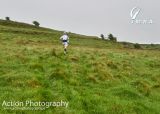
[0,20,160,114]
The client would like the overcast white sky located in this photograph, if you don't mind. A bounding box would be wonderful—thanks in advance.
[0,0,159,44]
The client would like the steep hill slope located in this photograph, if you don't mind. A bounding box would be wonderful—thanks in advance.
[0,20,160,114]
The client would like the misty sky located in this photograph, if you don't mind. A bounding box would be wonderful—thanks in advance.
[0,0,159,44]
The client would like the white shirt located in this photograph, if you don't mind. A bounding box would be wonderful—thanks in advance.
[60,35,69,41]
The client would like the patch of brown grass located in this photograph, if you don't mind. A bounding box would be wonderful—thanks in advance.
[132,80,151,96]
[27,79,41,88]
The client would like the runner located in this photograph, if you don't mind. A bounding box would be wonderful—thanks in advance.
[60,32,69,54]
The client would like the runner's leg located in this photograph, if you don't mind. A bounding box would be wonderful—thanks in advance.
[64,43,68,54]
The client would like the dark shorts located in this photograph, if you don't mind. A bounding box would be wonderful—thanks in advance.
[63,40,67,42]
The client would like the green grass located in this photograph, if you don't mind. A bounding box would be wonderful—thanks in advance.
[0,20,160,114]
